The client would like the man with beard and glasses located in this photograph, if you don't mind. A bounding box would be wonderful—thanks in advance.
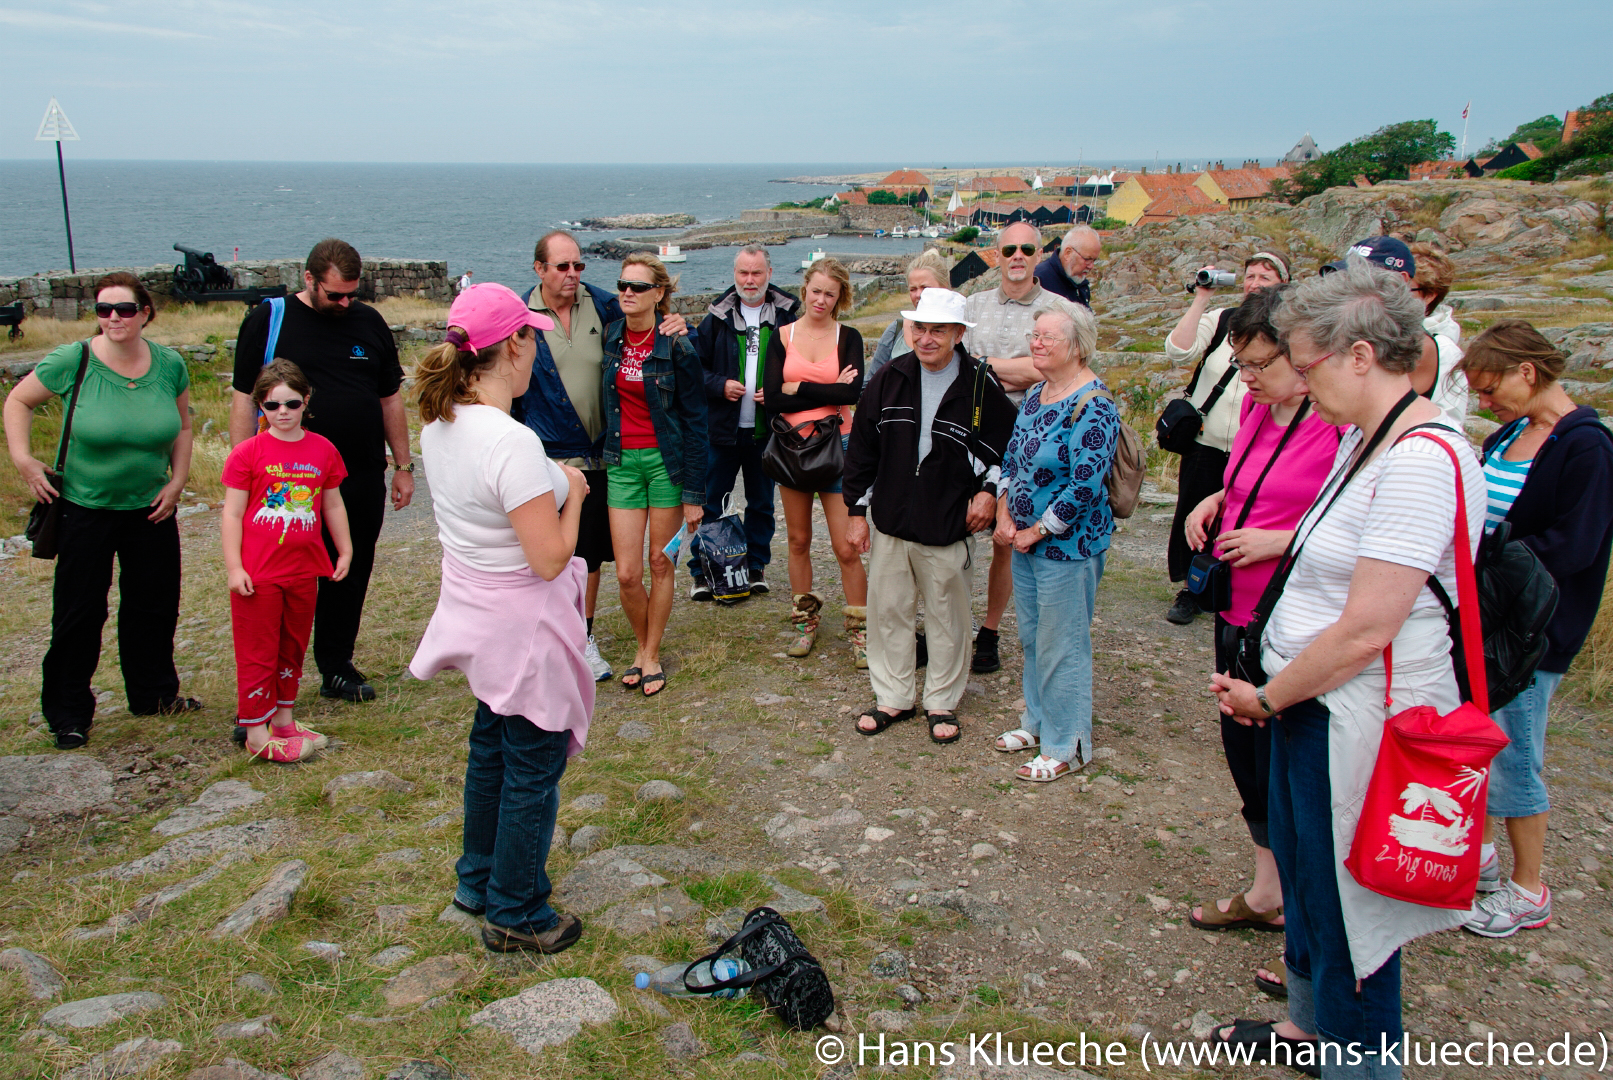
[231,238,413,718]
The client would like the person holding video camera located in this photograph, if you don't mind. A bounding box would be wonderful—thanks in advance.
[1159,252,1289,625]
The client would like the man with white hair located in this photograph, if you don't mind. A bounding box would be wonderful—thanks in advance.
[1033,224,1102,307]
[845,288,1017,746]
[962,221,1088,673]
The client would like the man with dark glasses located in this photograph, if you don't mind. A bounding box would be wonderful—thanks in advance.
[962,221,1088,674]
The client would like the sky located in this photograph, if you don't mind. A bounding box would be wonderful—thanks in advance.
[2,0,1609,165]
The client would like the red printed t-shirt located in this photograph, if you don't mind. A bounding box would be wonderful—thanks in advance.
[1219,398,1344,626]
[616,330,658,449]
[222,431,348,584]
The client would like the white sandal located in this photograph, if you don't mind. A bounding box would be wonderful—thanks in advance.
[1016,754,1071,783]
[994,728,1039,753]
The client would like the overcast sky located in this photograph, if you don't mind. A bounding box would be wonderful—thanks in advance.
[2,0,1607,165]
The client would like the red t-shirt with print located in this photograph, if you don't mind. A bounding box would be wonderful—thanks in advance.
[222,431,348,584]
[616,330,658,449]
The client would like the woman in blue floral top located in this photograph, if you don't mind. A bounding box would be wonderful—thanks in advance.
[991,307,1119,782]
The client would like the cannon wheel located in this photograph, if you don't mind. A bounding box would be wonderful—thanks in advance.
[7,324,21,342]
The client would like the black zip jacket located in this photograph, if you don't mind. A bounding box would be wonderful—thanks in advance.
[691,284,800,445]
[843,345,1016,547]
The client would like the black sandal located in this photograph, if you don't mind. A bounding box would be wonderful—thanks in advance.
[1216,1018,1319,1077]
[640,670,667,697]
[927,711,961,745]
[620,667,642,689]
[856,705,914,736]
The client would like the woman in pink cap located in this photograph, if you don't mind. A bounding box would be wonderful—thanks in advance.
[408,282,591,956]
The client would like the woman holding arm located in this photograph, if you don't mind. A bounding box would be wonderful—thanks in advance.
[408,283,590,956]
[763,258,866,666]
[4,272,198,750]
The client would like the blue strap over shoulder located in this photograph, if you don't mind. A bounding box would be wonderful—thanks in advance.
[263,296,285,367]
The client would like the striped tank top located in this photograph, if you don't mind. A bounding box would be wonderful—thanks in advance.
[1482,422,1532,534]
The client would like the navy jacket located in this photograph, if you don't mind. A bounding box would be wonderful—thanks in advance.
[601,320,709,504]
[1483,406,1613,673]
[513,281,621,461]
[1033,256,1091,308]
[691,283,799,445]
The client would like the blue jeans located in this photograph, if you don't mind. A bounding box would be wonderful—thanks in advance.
[688,429,774,579]
[455,700,569,933]
[1012,549,1103,764]
[1269,697,1403,1080]
[1486,670,1561,818]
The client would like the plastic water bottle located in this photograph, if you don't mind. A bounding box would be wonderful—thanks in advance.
[634,958,749,999]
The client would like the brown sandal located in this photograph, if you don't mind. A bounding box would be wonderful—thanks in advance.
[1255,957,1288,998]
[1188,892,1284,933]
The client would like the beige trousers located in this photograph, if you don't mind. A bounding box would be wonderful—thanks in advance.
[867,526,973,713]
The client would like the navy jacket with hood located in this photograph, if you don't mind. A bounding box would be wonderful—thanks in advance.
[513,281,622,462]
[691,283,799,446]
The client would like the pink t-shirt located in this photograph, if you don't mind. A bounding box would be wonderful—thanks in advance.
[1220,398,1346,626]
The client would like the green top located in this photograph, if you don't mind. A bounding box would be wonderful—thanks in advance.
[34,339,190,510]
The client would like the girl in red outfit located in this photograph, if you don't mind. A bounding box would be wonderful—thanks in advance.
[222,359,353,762]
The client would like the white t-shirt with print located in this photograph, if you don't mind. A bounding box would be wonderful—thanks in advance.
[739,300,764,429]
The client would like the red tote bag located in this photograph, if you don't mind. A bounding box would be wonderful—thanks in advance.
[1343,432,1511,910]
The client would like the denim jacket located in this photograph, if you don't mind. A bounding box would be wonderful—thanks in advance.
[512,281,621,462]
[601,319,709,504]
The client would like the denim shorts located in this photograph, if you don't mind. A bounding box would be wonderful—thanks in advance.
[1486,670,1562,818]
[607,448,683,509]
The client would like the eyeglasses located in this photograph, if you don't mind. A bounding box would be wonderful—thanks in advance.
[548,261,585,272]
[1291,350,1334,376]
[617,279,658,294]
[261,399,304,412]
[319,285,360,301]
[1001,244,1038,257]
[1229,350,1285,374]
[1024,331,1067,347]
[95,302,141,318]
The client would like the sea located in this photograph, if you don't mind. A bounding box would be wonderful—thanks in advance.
[0,160,1062,295]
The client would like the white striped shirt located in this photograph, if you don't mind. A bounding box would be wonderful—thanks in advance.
[1482,423,1532,534]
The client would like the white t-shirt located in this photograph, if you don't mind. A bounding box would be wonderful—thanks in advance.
[420,403,570,573]
[1265,419,1484,661]
[738,300,764,429]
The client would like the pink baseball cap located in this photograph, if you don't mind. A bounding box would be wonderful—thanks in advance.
[446,282,554,351]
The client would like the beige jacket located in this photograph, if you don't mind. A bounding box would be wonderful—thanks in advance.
[1164,307,1248,453]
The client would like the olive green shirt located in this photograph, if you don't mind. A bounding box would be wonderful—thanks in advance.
[531,290,605,469]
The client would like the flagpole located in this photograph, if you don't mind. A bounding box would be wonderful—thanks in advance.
[1460,101,1471,161]
[35,98,81,273]
[55,140,76,272]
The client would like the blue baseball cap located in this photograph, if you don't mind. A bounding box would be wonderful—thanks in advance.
[1321,236,1416,277]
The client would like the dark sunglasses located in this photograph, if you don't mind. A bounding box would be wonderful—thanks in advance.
[1001,243,1038,257]
[95,302,141,318]
[261,399,305,412]
[617,279,658,294]
[319,285,360,301]
[548,261,586,272]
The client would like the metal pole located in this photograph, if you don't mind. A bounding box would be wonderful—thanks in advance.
[55,140,75,272]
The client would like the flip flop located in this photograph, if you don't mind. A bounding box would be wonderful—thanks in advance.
[927,711,961,745]
[1255,957,1288,998]
[620,667,642,690]
[856,705,914,736]
[1189,892,1285,932]
[1216,1018,1319,1077]
[640,670,667,697]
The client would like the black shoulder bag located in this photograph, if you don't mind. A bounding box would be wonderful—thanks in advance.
[25,341,92,561]
[1155,308,1236,455]
[1187,400,1311,613]
[760,325,845,492]
[681,906,836,1030]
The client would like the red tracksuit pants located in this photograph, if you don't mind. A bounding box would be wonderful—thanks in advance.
[230,578,317,724]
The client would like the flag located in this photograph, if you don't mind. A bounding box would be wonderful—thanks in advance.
[1461,101,1470,120]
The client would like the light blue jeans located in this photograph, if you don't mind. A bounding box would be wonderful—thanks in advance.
[1486,670,1562,818]
[1012,549,1104,764]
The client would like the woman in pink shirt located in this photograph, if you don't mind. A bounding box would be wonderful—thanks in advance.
[1181,287,1343,975]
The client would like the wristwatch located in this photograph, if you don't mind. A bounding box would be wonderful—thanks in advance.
[1255,687,1275,717]
[397,461,415,474]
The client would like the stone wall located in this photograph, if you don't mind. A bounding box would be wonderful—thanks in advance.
[738,210,842,228]
[839,205,922,232]
[0,258,453,319]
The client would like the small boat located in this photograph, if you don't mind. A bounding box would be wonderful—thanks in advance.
[800,249,827,270]
[810,233,829,239]
[890,226,908,239]
[874,229,887,238]
[657,243,688,263]
[921,226,940,238]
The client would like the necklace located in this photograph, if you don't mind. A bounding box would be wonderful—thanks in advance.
[801,320,835,342]
[625,326,654,347]
[1043,373,1081,400]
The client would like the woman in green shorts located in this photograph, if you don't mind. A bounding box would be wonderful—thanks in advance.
[4,272,199,749]
[601,252,708,697]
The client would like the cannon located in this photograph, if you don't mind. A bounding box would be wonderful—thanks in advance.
[171,243,287,306]
[0,303,23,342]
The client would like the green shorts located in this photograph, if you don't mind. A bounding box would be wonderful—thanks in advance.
[607,448,684,509]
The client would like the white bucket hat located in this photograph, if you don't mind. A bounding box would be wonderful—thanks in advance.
[901,287,976,328]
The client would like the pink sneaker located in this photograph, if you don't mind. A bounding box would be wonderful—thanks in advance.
[272,721,327,750]
[248,733,316,763]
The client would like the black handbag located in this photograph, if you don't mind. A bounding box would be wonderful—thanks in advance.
[761,412,844,492]
[1155,308,1236,455]
[682,906,836,1030]
[25,341,91,561]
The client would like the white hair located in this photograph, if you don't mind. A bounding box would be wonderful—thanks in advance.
[1062,224,1100,251]
[735,244,771,267]
[1034,304,1098,364]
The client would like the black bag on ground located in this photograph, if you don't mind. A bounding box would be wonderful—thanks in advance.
[694,493,752,604]
[682,906,835,1030]
[25,341,91,561]
[1155,308,1236,455]
[761,413,844,492]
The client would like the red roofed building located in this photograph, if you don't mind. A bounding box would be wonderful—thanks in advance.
[879,169,932,188]
[1193,165,1292,209]
[1409,160,1465,181]
[1107,172,1203,225]
[1134,186,1225,225]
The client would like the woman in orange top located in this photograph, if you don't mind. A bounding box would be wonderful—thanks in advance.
[763,258,866,666]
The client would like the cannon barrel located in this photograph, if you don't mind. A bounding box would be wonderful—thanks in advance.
[173,242,212,261]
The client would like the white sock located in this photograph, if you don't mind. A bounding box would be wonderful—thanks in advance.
[1511,879,1544,903]
[1481,842,1497,863]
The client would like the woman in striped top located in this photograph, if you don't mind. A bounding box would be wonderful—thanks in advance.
[1458,321,1613,940]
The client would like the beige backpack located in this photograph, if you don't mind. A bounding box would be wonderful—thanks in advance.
[1071,385,1146,519]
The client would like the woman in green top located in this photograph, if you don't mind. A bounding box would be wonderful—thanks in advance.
[4,272,199,750]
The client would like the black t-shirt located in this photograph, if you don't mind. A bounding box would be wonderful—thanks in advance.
[234,296,403,475]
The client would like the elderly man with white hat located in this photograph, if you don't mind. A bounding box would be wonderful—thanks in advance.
[843,288,1017,746]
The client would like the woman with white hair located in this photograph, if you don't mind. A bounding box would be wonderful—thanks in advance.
[990,305,1117,781]
[1210,259,1484,1077]
[868,249,952,381]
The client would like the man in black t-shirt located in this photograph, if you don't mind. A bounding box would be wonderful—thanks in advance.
[231,238,414,708]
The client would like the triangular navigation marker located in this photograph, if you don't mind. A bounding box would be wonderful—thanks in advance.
[36,98,80,142]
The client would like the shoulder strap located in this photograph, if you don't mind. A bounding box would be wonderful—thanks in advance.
[263,296,286,367]
[1182,308,1236,399]
[681,910,790,993]
[969,355,992,439]
[1067,383,1114,424]
[1194,357,1240,417]
[53,341,93,475]
[1229,400,1312,531]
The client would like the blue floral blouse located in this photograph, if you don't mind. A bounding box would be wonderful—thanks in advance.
[1003,379,1120,561]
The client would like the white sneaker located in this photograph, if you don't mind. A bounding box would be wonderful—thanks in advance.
[584,635,612,683]
[1463,879,1552,938]
[1476,849,1502,893]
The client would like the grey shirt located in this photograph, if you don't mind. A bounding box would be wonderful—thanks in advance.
[918,353,960,463]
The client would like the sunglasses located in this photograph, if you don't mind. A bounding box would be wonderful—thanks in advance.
[548,261,586,272]
[261,399,304,412]
[319,285,360,301]
[95,302,141,318]
[1001,244,1038,257]
[617,279,658,294]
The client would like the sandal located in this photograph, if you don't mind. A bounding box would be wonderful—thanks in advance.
[640,670,667,697]
[927,711,961,745]
[856,705,914,736]
[1016,754,1070,782]
[1216,1018,1319,1077]
[1255,957,1288,999]
[620,667,643,690]
[994,728,1039,753]
[1189,892,1285,933]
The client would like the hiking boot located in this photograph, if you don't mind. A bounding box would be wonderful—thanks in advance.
[844,605,868,671]
[1166,589,1200,625]
[481,913,583,955]
[1477,849,1502,893]
[320,669,376,703]
[786,592,824,657]
[690,579,713,602]
[584,634,612,683]
[972,626,1001,674]
[1463,879,1552,938]
[747,569,769,595]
